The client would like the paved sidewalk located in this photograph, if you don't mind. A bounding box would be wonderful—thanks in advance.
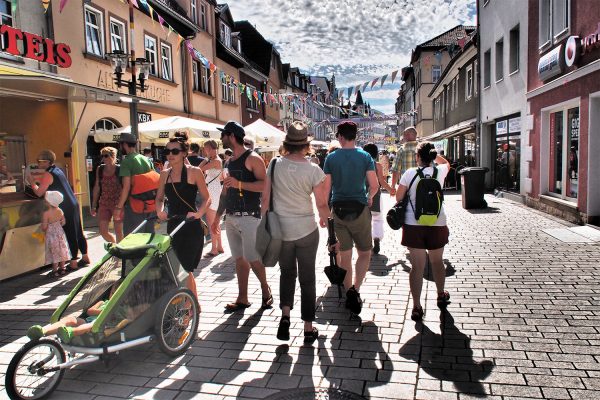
[1,193,600,399]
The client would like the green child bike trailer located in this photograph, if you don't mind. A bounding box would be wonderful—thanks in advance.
[410,166,444,226]
[6,217,200,400]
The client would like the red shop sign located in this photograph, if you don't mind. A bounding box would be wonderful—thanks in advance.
[0,24,72,68]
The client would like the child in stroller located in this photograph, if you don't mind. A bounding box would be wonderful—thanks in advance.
[26,280,126,343]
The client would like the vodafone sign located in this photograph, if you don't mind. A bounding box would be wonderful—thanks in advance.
[565,36,581,67]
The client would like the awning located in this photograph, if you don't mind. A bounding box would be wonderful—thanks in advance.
[244,119,285,149]
[96,116,223,144]
[0,63,157,104]
[419,118,476,142]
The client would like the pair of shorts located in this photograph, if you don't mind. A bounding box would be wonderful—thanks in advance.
[401,224,449,250]
[98,206,118,222]
[225,215,261,262]
[333,206,372,252]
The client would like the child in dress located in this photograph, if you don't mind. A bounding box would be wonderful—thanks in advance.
[42,191,71,277]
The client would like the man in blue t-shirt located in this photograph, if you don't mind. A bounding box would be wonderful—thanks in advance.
[323,121,378,315]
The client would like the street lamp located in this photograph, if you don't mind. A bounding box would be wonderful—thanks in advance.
[106,50,151,140]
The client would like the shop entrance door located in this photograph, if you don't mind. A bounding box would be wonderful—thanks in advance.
[87,119,120,206]
[493,116,521,192]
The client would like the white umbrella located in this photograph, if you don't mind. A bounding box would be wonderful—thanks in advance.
[95,116,223,144]
[244,119,285,149]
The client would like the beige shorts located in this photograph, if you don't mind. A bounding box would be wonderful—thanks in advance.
[333,206,373,252]
[225,215,261,262]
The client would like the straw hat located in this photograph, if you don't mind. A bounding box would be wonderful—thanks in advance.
[284,121,312,146]
[45,191,63,208]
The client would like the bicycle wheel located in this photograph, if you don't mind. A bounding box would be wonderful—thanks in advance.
[5,338,66,400]
[154,288,199,357]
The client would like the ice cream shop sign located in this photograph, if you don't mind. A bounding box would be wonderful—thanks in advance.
[0,24,72,68]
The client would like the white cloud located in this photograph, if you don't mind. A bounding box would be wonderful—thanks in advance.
[228,0,475,114]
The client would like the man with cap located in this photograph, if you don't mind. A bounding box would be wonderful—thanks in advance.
[114,132,156,235]
[212,121,272,312]
[391,126,418,192]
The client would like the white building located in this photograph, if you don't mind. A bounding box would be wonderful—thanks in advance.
[478,0,529,198]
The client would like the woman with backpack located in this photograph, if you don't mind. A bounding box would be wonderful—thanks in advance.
[91,147,123,243]
[395,142,450,321]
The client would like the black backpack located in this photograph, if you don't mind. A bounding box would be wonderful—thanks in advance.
[410,167,444,226]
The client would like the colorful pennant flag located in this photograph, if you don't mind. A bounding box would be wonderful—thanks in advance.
[347,87,353,98]
[362,82,369,92]
[246,87,252,101]
[380,74,388,87]
[370,78,379,89]
[130,0,138,7]
[391,70,398,83]
[59,0,68,12]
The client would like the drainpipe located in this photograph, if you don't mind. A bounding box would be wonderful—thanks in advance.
[180,38,192,115]
[476,2,482,167]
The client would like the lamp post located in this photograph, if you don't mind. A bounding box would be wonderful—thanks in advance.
[106,50,151,140]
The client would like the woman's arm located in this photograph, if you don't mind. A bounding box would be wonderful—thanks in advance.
[155,170,169,220]
[395,184,408,203]
[261,173,272,217]
[435,153,449,165]
[30,172,53,197]
[193,167,211,219]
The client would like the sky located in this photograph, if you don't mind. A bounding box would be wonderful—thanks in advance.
[228,0,477,115]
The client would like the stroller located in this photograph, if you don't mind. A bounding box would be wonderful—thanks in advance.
[5,217,200,400]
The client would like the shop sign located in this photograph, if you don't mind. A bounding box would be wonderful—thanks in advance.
[201,131,211,138]
[565,24,600,68]
[0,24,72,68]
[138,112,152,123]
[538,45,564,81]
[496,120,508,136]
[508,117,521,134]
[158,132,169,139]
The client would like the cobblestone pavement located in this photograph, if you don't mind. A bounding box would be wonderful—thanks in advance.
[1,193,600,400]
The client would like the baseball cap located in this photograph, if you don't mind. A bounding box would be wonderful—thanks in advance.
[217,121,245,139]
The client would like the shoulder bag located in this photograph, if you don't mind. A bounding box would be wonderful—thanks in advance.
[255,158,283,267]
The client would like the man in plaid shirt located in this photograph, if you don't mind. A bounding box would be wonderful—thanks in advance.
[391,127,418,191]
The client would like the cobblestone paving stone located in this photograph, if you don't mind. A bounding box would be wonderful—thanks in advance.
[1,193,599,399]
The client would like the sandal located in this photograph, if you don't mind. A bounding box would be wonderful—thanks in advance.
[203,252,219,258]
[77,259,90,268]
[224,302,252,312]
[411,306,424,321]
[261,287,273,309]
[277,316,290,341]
[437,291,450,310]
[303,327,319,344]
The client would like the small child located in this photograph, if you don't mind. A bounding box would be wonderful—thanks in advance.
[42,191,71,277]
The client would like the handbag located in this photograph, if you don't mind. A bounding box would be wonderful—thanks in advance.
[386,172,419,230]
[255,158,282,267]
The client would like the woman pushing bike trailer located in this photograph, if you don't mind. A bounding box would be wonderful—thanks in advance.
[5,216,201,400]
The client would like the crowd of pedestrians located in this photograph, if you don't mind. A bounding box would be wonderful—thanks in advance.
[35,121,452,343]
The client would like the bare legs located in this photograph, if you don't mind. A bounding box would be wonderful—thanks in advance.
[407,247,446,309]
[205,209,223,254]
[38,316,86,336]
[232,258,270,305]
[339,248,372,291]
[99,219,115,243]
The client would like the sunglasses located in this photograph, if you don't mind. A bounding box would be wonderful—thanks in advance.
[163,148,182,156]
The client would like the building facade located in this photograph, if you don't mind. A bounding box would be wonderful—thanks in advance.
[478,0,529,193]
[525,0,600,225]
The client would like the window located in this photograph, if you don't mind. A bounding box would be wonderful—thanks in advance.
[160,42,172,81]
[445,86,449,114]
[432,65,442,83]
[109,18,126,53]
[466,64,473,100]
[484,49,491,88]
[219,22,231,48]
[194,62,211,95]
[0,0,14,50]
[539,0,570,49]
[294,75,299,87]
[495,39,504,82]
[549,107,579,199]
[144,35,157,76]
[190,0,197,24]
[199,2,207,31]
[192,62,198,91]
[247,84,258,110]
[84,5,104,56]
[221,75,235,104]
[474,60,478,95]
[269,87,273,107]
[509,25,520,73]
[271,55,276,70]
[453,78,458,109]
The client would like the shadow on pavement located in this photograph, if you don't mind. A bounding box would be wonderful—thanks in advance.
[0,270,82,304]
[466,207,501,214]
[399,311,493,397]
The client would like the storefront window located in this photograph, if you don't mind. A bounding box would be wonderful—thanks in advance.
[549,107,579,199]
[494,117,521,192]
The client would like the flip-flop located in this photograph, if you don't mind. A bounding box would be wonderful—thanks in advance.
[77,259,90,268]
[203,252,219,258]
[224,302,252,312]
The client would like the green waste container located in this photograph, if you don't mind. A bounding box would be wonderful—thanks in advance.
[458,167,489,209]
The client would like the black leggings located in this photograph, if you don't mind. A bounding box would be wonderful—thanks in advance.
[63,210,87,260]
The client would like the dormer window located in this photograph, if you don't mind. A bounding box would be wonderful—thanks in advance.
[219,21,231,48]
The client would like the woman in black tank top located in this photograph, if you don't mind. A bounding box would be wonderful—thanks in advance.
[155,132,211,303]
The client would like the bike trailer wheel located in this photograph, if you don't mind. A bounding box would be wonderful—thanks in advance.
[154,288,199,357]
[5,338,66,400]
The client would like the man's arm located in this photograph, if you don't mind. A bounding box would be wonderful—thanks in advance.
[239,153,266,192]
